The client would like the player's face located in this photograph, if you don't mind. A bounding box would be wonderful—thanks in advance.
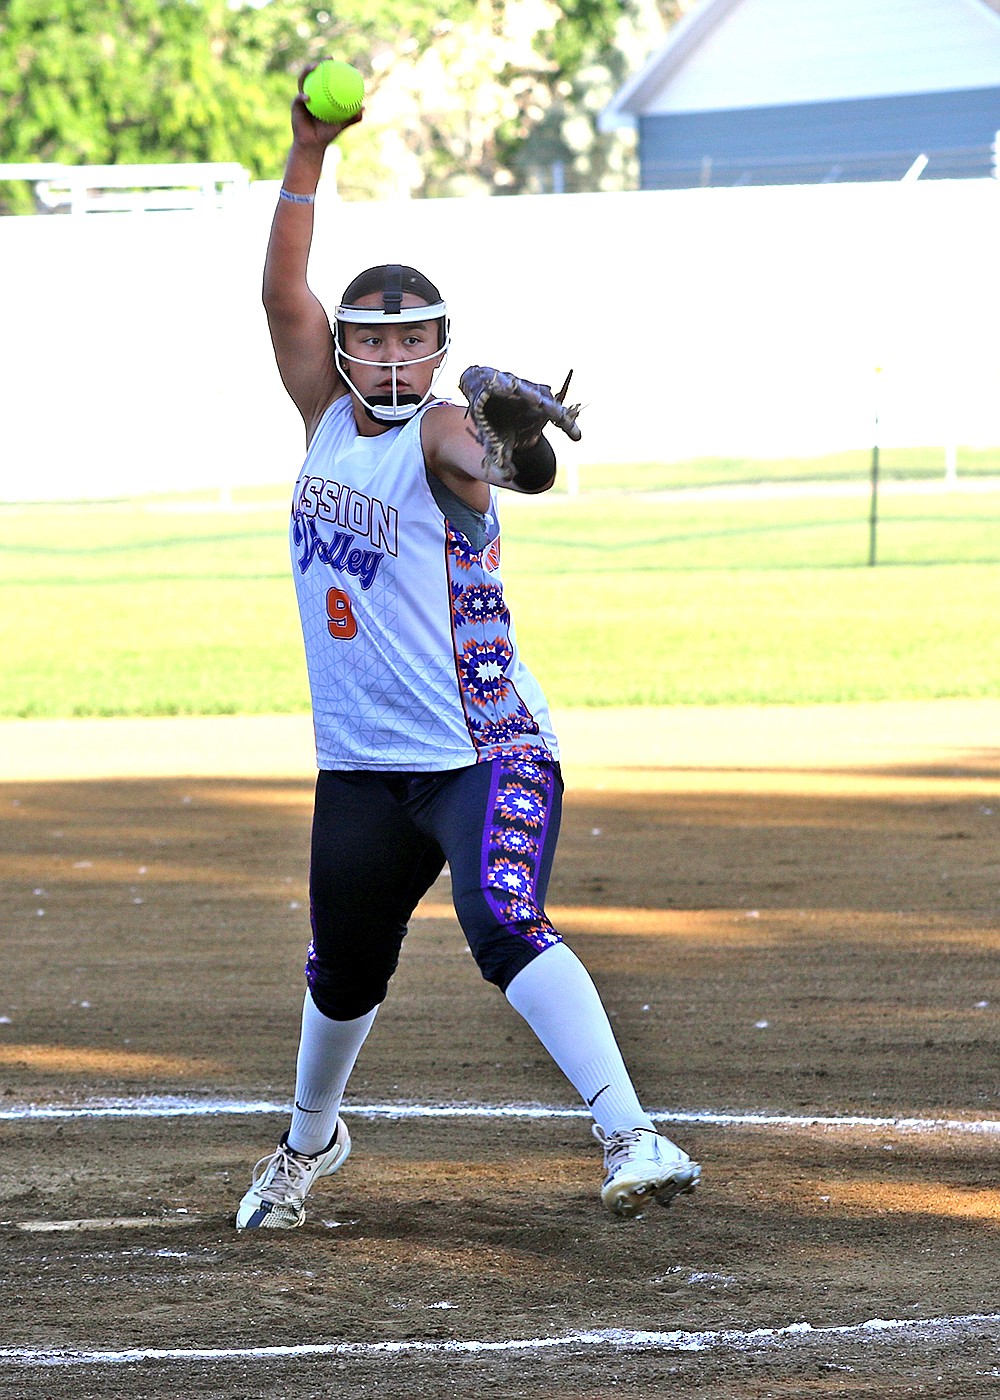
[340,292,445,404]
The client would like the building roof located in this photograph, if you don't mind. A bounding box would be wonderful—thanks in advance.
[601,0,1000,130]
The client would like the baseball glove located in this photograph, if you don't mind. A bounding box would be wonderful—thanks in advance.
[459,365,582,483]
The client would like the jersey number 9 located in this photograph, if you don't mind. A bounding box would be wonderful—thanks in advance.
[326,587,358,640]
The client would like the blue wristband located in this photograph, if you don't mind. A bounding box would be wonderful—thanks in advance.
[279,188,315,205]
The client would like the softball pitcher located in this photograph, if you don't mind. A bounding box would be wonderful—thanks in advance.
[235,69,700,1231]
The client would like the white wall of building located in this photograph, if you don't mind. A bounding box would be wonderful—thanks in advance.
[2,174,999,501]
[646,0,1000,114]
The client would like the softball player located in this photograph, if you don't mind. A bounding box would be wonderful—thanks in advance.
[236,75,700,1231]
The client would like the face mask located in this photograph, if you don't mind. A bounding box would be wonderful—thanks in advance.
[334,300,450,423]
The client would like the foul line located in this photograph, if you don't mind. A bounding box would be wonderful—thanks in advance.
[2,1313,999,1367]
[1,1096,999,1136]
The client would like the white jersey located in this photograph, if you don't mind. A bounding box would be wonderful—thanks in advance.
[290,395,559,771]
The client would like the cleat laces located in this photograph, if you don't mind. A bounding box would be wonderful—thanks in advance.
[593,1124,653,1167]
[252,1142,313,1205]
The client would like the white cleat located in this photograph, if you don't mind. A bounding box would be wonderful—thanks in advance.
[235,1118,351,1231]
[593,1125,701,1219]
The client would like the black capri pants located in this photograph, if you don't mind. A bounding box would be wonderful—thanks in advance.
[305,753,564,1021]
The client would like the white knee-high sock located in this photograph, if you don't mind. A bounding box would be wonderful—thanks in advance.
[504,943,656,1135]
[287,993,378,1155]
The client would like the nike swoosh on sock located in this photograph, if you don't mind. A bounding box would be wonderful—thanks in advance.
[586,1084,612,1108]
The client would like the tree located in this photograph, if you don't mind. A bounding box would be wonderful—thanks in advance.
[0,0,685,211]
[334,0,686,199]
[513,0,685,194]
[0,0,283,209]
[0,0,479,209]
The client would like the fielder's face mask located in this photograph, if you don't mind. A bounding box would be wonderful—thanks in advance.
[334,263,450,424]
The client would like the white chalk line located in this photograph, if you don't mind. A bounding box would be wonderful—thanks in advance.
[3,1099,995,1373]
[1,1313,999,1367]
[1,1095,998,1136]
[13,1215,198,1233]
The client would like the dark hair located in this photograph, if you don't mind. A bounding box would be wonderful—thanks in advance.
[340,264,443,307]
[339,264,447,349]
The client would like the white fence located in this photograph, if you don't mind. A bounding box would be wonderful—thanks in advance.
[1,174,999,500]
[0,162,249,214]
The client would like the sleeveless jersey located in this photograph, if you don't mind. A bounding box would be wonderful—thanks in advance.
[290,395,559,771]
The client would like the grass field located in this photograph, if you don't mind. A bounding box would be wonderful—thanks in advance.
[1,471,998,716]
[567,444,1000,494]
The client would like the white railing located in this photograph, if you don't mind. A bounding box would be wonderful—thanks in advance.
[0,162,249,213]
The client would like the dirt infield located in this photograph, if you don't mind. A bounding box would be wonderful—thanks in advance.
[1,703,999,1399]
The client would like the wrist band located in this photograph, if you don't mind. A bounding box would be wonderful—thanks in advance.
[279,188,315,205]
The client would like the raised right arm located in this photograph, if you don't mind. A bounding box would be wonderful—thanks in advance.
[262,81,362,441]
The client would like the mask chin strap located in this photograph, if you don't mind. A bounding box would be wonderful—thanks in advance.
[334,289,451,423]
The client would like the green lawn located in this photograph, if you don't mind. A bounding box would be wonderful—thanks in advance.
[501,490,1000,704]
[1,504,299,718]
[567,445,1000,494]
[1,479,997,716]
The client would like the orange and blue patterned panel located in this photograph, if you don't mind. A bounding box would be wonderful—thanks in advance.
[445,523,553,764]
[482,754,561,953]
